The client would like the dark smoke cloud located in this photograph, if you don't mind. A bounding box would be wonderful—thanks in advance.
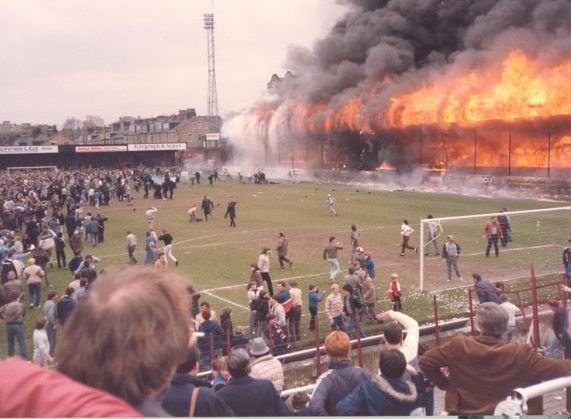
[226,0,571,167]
[277,0,571,103]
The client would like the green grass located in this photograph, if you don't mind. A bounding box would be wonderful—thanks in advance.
[1,180,569,359]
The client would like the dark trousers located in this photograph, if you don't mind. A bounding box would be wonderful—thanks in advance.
[6,323,27,359]
[401,235,415,254]
[261,272,273,296]
[47,324,57,356]
[278,255,291,267]
[56,248,67,268]
[392,296,402,311]
[288,305,302,341]
[28,283,41,307]
[330,314,345,332]
[309,307,318,331]
[128,246,137,264]
[229,216,236,227]
[486,235,500,257]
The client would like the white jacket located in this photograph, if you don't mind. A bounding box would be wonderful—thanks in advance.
[388,311,419,363]
[258,254,270,273]
[400,224,414,237]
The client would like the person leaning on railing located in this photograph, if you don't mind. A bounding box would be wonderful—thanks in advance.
[419,302,571,415]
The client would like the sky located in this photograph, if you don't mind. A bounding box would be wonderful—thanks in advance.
[0,0,345,126]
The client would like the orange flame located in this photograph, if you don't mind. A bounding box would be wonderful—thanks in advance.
[252,49,571,170]
[386,50,571,127]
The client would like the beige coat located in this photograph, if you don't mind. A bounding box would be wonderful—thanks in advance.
[250,354,285,393]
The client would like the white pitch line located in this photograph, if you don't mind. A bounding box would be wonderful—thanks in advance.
[93,225,390,260]
[202,272,328,293]
[424,269,565,294]
[202,290,250,311]
[424,244,562,261]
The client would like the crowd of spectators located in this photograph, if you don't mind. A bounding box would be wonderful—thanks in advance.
[1,167,571,416]
[1,260,570,416]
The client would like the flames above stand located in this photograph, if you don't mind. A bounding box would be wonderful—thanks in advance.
[248,49,571,171]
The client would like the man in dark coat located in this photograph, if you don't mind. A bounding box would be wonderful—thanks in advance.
[224,201,237,227]
[95,213,108,243]
[161,346,234,417]
[217,348,290,417]
[201,196,213,221]
[56,287,77,327]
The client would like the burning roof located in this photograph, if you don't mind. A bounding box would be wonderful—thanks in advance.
[226,0,571,171]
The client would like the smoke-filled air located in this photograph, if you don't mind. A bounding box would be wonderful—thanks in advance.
[224,0,571,172]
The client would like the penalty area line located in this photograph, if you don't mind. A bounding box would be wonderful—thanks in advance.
[202,290,250,311]
[202,271,328,293]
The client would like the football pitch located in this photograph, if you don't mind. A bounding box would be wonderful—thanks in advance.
[1,180,569,359]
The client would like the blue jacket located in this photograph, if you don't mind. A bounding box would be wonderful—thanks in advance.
[56,297,77,326]
[217,375,290,417]
[475,279,502,304]
[303,360,371,416]
[276,289,291,304]
[337,375,423,416]
[360,257,376,279]
[308,290,325,310]
[198,320,225,351]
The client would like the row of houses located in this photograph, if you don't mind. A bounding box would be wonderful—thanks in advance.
[1,108,228,164]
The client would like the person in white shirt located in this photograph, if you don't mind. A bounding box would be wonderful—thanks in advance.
[258,248,273,296]
[500,295,519,341]
[400,220,417,257]
[33,317,54,367]
[424,215,442,256]
[125,231,137,264]
[326,194,337,216]
[145,207,158,225]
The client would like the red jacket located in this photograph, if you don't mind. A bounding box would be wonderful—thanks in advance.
[0,358,140,417]
[483,219,503,239]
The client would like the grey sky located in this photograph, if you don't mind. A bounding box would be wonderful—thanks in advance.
[0,0,345,126]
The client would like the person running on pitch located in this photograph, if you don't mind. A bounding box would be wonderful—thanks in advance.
[326,194,337,216]
[159,229,178,267]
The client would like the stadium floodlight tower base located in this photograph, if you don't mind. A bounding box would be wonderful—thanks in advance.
[419,206,571,291]
[7,166,58,175]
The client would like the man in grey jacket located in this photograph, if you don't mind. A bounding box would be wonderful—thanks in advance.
[442,235,463,282]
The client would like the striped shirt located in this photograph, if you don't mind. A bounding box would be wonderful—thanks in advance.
[325,293,343,321]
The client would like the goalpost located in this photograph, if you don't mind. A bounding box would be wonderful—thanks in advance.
[7,166,58,175]
[419,206,571,291]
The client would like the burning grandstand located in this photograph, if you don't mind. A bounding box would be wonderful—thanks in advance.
[225,0,571,178]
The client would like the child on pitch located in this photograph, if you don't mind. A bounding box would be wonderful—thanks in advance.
[387,273,402,312]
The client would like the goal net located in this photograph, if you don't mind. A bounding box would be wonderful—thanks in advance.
[419,206,571,291]
[7,166,58,175]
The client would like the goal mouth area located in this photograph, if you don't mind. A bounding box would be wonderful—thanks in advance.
[419,206,571,291]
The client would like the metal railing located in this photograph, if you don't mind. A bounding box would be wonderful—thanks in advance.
[494,376,571,415]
